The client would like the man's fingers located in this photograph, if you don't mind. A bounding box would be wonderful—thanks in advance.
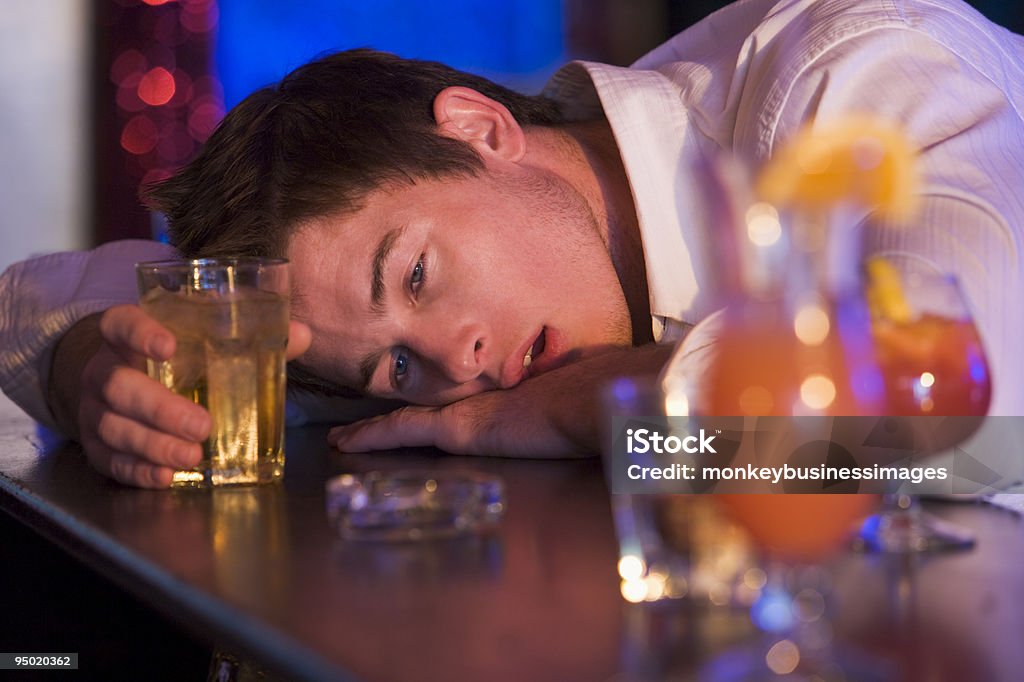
[326,388,577,458]
[99,304,176,361]
[96,363,211,441]
[94,409,204,468]
[81,393,203,467]
[328,407,442,452]
[109,452,176,489]
[286,320,312,361]
[86,444,176,489]
[74,304,213,489]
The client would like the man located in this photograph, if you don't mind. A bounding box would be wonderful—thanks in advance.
[2,0,1022,488]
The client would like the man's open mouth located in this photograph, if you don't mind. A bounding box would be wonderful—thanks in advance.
[522,328,547,368]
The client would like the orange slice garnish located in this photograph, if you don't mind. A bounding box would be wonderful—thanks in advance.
[756,115,919,221]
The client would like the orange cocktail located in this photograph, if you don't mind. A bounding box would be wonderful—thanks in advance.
[873,313,990,417]
[701,301,882,418]
[716,493,877,562]
[698,300,882,561]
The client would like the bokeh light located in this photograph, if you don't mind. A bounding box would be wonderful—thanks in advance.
[738,385,774,415]
[181,0,218,33]
[106,0,221,242]
[110,48,146,84]
[121,115,159,155]
[138,66,176,105]
[617,555,645,581]
[765,639,801,675]
[620,578,648,603]
[745,202,782,246]
[794,303,831,346]
[800,374,837,410]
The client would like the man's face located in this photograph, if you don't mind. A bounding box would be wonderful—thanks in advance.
[288,165,633,406]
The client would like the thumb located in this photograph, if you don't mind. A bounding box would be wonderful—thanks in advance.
[286,320,312,360]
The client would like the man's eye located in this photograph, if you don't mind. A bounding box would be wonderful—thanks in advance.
[410,254,426,293]
[393,350,410,383]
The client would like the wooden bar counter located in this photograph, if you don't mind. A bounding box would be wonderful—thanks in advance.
[1,394,1022,681]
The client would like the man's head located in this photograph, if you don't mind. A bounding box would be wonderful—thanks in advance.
[146,50,636,403]
[145,49,566,260]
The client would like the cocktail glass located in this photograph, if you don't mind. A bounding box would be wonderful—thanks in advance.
[857,255,992,552]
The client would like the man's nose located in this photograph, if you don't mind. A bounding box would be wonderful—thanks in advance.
[418,320,487,385]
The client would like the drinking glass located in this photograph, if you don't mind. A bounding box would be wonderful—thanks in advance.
[683,290,887,672]
[136,258,290,487]
[662,194,886,677]
[858,255,992,552]
[704,494,886,681]
[602,377,758,606]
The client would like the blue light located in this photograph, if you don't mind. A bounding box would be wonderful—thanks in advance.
[860,512,881,538]
[834,298,886,407]
[849,363,886,406]
[750,585,795,634]
[611,378,639,404]
[968,353,988,385]
[216,0,567,108]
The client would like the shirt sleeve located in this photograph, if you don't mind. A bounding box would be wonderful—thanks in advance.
[0,239,178,428]
[766,26,1024,416]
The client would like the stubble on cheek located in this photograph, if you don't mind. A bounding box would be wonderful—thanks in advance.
[608,304,636,346]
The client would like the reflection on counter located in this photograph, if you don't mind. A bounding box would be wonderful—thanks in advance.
[331,533,504,583]
[211,486,290,612]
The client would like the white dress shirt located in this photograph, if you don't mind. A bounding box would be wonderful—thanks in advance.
[546,0,1024,415]
[2,0,1022,429]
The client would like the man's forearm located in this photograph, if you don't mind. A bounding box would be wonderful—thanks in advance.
[453,342,677,457]
[545,343,676,453]
[47,313,104,441]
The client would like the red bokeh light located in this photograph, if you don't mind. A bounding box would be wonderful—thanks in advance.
[181,0,217,33]
[110,49,146,85]
[138,66,176,106]
[158,122,195,162]
[116,72,146,113]
[101,0,219,242]
[121,115,159,155]
[168,68,193,108]
[187,98,223,142]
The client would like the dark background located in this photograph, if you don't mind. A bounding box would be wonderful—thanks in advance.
[90,0,1024,246]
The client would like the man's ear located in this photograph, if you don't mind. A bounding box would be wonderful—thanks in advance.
[433,86,526,162]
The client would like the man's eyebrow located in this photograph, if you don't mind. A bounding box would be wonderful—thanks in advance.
[370,225,407,314]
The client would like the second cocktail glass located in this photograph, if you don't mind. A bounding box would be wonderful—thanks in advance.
[858,254,992,551]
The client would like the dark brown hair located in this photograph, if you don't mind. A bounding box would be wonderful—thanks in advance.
[144,48,566,259]
[144,50,565,396]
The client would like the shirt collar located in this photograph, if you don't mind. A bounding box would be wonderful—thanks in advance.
[544,60,722,335]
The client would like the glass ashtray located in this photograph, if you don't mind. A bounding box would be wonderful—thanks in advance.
[325,470,506,541]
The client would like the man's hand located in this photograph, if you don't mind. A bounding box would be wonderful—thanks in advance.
[48,305,312,488]
[327,344,674,457]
